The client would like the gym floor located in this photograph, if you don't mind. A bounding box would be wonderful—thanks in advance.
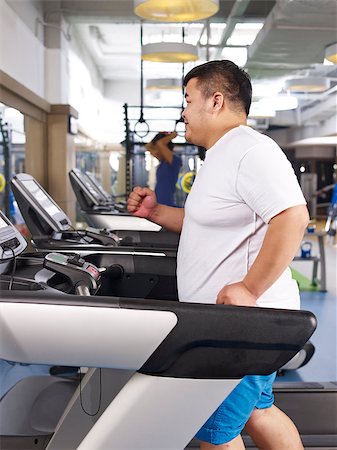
[285,232,337,383]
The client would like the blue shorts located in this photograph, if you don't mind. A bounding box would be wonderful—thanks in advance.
[196,372,277,445]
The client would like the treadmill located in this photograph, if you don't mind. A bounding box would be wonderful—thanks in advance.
[0,213,317,450]
[85,170,126,211]
[69,168,166,232]
[11,173,177,255]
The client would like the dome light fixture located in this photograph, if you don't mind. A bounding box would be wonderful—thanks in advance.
[259,95,298,112]
[325,42,337,64]
[134,0,219,22]
[285,77,330,93]
[142,42,198,63]
[146,78,181,90]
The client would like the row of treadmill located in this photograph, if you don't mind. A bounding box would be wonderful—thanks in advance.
[0,169,336,449]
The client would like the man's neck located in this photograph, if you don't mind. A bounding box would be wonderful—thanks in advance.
[206,119,247,150]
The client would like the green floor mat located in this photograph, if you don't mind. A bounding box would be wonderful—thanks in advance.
[290,267,319,291]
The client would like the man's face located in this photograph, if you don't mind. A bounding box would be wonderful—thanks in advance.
[182,78,211,147]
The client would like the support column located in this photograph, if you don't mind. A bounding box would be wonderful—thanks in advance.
[47,104,78,222]
[100,151,112,194]
[24,115,48,187]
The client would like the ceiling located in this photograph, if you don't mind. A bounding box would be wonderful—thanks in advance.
[42,0,337,131]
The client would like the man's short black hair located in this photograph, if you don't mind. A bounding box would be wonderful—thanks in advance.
[151,132,174,151]
[184,60,252,116]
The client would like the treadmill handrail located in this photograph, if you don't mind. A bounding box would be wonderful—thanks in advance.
[0,292,316,379]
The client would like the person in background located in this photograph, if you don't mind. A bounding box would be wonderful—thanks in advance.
[128,60,308,450]
[146,131,182,207]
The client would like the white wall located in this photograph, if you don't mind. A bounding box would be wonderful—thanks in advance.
[5,0,44,42]
[0,0,45,98]
[102,79,140,143]
[1,1,180,144]
[67,28,108,140]
[104,79,140,105]
[0,1,113,142]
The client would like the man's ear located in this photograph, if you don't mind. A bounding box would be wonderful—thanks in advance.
[212,92,224,111]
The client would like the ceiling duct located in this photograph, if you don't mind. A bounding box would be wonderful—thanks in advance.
[246,0,337,79]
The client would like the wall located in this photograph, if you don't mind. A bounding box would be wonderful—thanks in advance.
[103,79,140,143]
[1,0,111,143]
[0,0,45,98]
[67,27,107,140]
[4,0,44,42]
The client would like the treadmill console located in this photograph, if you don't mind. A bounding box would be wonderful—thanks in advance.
[0,211,27,260]
[69,168,110,208]
[44,252,102,292]
[11,173,72,233]
[85,171,112,203]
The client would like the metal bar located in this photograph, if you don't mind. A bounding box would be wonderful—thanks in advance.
[0,116,12,219]
[123,103,132,197]
[214,0,252,60]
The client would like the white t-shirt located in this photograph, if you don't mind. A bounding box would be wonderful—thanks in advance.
[177,125,306,310]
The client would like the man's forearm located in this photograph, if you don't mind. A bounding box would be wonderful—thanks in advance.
[149,204,184,233]
[243,205,309,298]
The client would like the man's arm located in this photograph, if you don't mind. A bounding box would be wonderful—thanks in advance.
[217,205,309,306]
[127,186,184,234]
[156,132,177,164]
[156,140,173,164]
[150,203,184,233]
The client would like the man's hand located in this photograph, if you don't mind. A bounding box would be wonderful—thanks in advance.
[127,186,158,219]
[157,131,177,143]
[216,282,257,307]
[127,186,184,233]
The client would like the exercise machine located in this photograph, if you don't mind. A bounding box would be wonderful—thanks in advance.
[0,211,318,449]
[0,208,178,301]
[69,167,162,231]
[11,173,177,255]
[70,168,125,210]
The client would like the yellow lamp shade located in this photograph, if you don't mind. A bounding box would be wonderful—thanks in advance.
[146,78,181,90]
[285,77,330,93]
[325,42,337,64]
[142,42,198,63]
[134,0,219,22]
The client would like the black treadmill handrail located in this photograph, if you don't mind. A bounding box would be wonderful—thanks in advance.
[121,299,317,379]
[0,293,316,380]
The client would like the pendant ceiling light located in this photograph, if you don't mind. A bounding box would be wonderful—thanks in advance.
[134,0,219,22]
[146,78,181,90]
[325,42,337,64]
[142,42,198,62]
[285,77,330,93]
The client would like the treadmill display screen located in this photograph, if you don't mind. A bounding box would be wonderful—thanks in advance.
[84,180,100,199]
[22,180,61,217]
[75,171,101,201]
